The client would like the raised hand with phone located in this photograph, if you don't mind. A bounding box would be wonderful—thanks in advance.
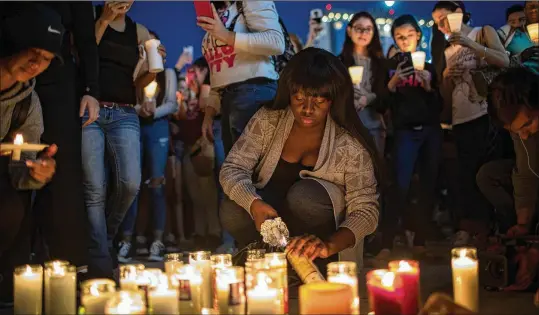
[196,3,235,46]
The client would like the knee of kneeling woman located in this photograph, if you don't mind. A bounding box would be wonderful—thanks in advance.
[286,179,333,218]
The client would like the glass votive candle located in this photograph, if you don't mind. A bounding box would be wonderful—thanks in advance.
[14,264,42,315]
[190,251,213,309]
[177,264,203,314]
[164,253,183,278]
[327,261,359,314]
[120,264,145,291]
[366,269,404,315]
[246,249,266,262]
[265,252,288,313]
[149,275,179,315]
[211,254,233,269]
[44,261,76,315]
[388,260,419,315]
[451,247,479,312]
[215,266,246,314]
[527,23,539,44]
[246,269,282,315]
[105,291,146,314]
[81,279,117,315]
[300,282,354,314]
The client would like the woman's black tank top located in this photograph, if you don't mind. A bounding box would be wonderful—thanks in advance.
[98,16,139,104]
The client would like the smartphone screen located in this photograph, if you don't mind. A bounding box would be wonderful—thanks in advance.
[310,9,323,24]
[397,52,414,69]
[194,1,213,18]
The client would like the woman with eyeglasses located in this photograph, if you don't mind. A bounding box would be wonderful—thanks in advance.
[339,12,387,157]
[432,1,509,248]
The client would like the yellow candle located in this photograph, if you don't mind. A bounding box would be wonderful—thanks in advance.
[105,291,146,314]
[44,261,76,315]
[144,81,158,99]
[327,261,359,314]
[14,265,42,315]
[299,282,354,314]
[348,66,364,85]
[247,272,280,315]
[81,279,116,315]
[451,248,479,312]
[216,267,245,314]
[190,251,213,309]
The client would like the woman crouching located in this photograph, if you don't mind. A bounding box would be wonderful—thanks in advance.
[219,47,380,270]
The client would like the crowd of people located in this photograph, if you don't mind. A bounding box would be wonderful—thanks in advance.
[0,0,538,305]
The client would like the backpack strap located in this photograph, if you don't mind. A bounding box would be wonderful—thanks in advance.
[6,93,32,142]
[227,1,244,32]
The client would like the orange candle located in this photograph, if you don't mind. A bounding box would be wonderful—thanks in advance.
[299,282,353,314]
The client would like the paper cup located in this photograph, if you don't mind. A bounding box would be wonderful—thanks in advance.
[411,51,426,70]
[348,66,364,85]
[447,13,463,32]
[144,39,164,73]
[184,46,194,56]
[527,23,539,44]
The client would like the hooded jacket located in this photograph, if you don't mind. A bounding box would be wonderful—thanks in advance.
[0,79,45,190]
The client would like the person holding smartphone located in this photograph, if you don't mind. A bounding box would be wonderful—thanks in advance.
[376,14,443,261]
[196,1,285,154]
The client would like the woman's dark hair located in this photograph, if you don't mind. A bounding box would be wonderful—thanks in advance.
[193,56,209,70]
[340,12,384,68]
[391,14,422,43]
[506,4,525,21]
[488,67,539,126]
[266,47,382,184]
[432,1,471,24]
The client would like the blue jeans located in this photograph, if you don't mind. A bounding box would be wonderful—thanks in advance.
[82,106,141,278]
[384,125,442,246]
[122,118,170,237]
[220,80,277,153]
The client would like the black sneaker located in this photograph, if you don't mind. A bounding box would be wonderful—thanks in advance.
[148,240,166,262]
[118,240,134,263]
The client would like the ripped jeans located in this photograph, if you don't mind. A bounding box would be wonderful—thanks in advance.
[122,118,169,238]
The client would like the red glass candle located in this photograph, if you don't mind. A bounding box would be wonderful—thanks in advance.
[366,269,403,315]
[389,260,420,315]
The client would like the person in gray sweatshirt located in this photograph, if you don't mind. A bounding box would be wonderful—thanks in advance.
[0,4,62,304]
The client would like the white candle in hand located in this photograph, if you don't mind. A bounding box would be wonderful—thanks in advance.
[14,265,43,315]
[12,134,23,161]
[451,248,479,312]
[144,81,158,100]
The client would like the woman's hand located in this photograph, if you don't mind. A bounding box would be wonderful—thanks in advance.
[416,70,432,91]
[80,95,100,128]
[197,4,235,46]
[250,199,278,231]
[158,43,167,63]
[286,235,331,260]
[176,50,194,70]
[448,32,478,49]
[27,144,58,184]
[101,2,130,22]
[201,107,217,141]
[388,61,415,92]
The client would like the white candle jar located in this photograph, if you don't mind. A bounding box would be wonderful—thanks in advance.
[265,253,288,314]
[327,261,360,314]
[44,261,76,315]
[81,279,117,315]
[246,268,282,315]
[190,251,213,309]
[246,249,266,262]
[120,264,145,291]
[215,267,246,314]
[14,265,43,315]
[105,291,146,314]
[176,264,203,314]
[451,247,479,312]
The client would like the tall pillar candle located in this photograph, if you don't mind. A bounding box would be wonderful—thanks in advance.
[247,271,280,315]
[211,254,232,310]
[389,260,420,315]
[451,247,479,312]
[14,265,42,315]
[265,253,288,314]
[299,282,354,314]
[216,267,246,314]
[190,251,213,308]
[44,262,76,315]
[165,253,183,287]
[366,269,404,315]
[327,261,360,314]
[176,264,203,314]
[81,279,117,314]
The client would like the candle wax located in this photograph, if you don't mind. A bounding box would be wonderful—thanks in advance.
[14,269,42,315]
[367,284,402,315]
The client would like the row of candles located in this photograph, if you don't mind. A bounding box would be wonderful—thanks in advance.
[13,247,479,315]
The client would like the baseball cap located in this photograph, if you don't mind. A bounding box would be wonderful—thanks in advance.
[0,4,65,59]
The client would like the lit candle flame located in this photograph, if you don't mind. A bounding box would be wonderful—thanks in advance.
[90,284,100,297]
[24,265,33,276]
[381,271,395,288]
[14,134,23,145]
[116,292,134,314]
[398,260,413,272]
[52,262,65,276]
[144,81,158,99]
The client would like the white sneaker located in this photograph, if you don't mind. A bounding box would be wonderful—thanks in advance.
[453,230,470,247]
[148,240,166,262]
[118,241,133,263]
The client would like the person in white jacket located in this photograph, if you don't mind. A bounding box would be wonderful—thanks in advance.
[196,1,285,154]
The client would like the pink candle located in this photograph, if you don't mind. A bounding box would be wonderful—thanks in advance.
[367,270,403,315]
[389,260,420,315]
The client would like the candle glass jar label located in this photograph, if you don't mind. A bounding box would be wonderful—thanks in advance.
[229,282,243,306]
[179,279,193,301]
